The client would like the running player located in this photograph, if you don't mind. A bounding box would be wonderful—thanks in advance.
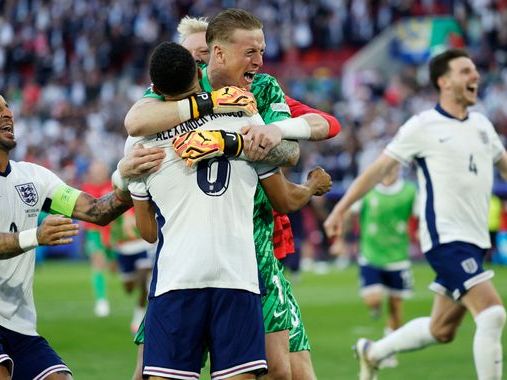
[324,48,506,380]
[0,94,132,380]
[346,163,418,368]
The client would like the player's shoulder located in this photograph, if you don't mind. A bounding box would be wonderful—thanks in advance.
[468,111,493,127]
[8,161,58,184]
[10,160,49,174]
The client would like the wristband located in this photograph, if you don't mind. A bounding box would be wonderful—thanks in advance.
[188,92,214,119]
[112,169,129,192]
[177,98,191,122]
[19,228,39,251]
[221,131,244,157]
[272,117,311,140]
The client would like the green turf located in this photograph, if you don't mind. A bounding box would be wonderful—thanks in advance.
[33,261,507,379]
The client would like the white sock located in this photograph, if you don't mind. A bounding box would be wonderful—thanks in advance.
[473,305,506,380]
[369,317,437,362]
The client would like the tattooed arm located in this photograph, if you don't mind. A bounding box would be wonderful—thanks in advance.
[255,140,300,167]
[72,188,132,226]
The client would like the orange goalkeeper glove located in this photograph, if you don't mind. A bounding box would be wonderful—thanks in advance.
[188,86,257,119]
[173,130,244,167]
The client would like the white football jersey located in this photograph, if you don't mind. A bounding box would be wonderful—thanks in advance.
[128,112,277,297]
[385,105,505,253]
[0,161,64,335]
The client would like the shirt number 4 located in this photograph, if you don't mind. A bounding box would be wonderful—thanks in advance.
[469,154,478,175]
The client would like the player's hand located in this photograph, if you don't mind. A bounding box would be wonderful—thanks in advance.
[241,124,282,161]
[323,204,346,240]
[211,86,257,116]
[189,87,257,118]
[36,215,79,246]
[307,167,332,196]
[119,144,166,179]
[173,130,243,167]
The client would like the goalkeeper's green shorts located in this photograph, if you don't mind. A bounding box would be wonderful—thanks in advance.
[134,316,145,345]
[285,278,311,352]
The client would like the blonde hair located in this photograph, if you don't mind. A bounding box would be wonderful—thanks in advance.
[177,16,209,44]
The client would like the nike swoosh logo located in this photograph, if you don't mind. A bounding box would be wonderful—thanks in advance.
[273,309,286,318]
[289,330,301,340]
[438,137,452,143]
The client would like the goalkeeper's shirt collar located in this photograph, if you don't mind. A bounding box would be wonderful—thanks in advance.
[200,66,213,92]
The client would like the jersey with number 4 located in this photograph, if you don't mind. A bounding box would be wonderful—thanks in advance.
[127,112,277,298]
[385,105,505,253]
[0,161,64,335]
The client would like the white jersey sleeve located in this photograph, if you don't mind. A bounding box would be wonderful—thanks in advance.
[385,115,424,165]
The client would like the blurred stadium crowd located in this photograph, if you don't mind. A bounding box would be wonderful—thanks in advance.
[2,0,507,263]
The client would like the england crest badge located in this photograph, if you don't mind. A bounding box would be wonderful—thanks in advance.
[15,183,39,206]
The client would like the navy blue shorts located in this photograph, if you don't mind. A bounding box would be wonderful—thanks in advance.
[0,325,71,379]
[425,241,493,300]
[117,250,152,279]
[143,288,267,379]
[359,263,413,298]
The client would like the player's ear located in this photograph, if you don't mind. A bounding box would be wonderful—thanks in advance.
[213,44,225,64]
[437,75,448,92]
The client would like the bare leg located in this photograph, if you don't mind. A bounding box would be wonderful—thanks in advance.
[362,289,383,320]
[290,350,316,380]
[259,330,291,380]
[132,344,144,380]
[387,295,403,330]
[0,363,10,380]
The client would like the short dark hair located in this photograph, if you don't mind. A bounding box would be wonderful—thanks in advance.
[429,48,471,91]
[206,8,263,45]
[149,42,197,96]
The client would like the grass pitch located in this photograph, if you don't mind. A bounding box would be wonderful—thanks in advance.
[34,261,507,379]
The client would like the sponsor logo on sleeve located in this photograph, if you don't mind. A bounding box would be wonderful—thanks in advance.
[270,103,290,113]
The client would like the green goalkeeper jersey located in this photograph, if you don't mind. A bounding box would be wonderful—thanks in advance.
[358,180,417,267]
[143,67,292,279]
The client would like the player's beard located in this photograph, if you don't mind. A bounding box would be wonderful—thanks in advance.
[0,138,16,152]
[453,86,476,108]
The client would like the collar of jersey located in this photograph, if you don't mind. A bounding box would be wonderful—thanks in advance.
[435,103,469,121]
[0,161,11,177]
[200,66,213,93]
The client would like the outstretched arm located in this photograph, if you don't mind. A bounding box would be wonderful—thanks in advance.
[71,187,132,226]
[261,167,332,214]
[323,153,399,239]
[125,87,257,136]
[241,96,340,162]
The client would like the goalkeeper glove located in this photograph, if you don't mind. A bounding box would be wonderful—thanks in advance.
[173,130,244,167]
[188,86,257,119]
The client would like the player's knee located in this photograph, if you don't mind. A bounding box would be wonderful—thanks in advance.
[265,361,291,380]
[475,305,506,331]
[430,325,457,343]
